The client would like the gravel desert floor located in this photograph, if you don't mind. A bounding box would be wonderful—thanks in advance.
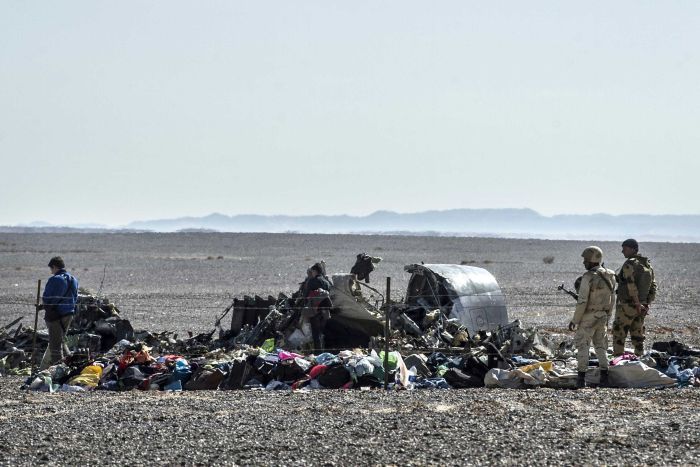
[1,233,699,465]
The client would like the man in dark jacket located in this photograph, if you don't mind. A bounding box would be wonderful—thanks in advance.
[302,262,332,350]
[303,263,331,296]
[39,256,79,369]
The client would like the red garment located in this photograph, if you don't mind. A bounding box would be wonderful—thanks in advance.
[309,364,327,379]
[161,354,185,364]
[118,352,135,374]
[306,290,330,311]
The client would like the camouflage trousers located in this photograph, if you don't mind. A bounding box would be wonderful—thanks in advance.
[574,311,609,372]
[612,302,646,356]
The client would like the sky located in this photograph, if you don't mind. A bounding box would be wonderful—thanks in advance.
[1,2,699,226]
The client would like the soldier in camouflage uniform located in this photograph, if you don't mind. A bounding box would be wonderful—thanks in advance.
[613,238,657,356]
[568,246,616,388]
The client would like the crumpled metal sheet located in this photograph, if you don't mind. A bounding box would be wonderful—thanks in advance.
[329,274,384,337]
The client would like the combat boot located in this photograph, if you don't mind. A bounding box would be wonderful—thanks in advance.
[599,369,610,388]
[576,371,586,389]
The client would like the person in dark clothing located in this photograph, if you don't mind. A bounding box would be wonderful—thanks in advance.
[303,262,332,350]
[304,263,331,295]
[350,253,382,283]
[39,256,79,370]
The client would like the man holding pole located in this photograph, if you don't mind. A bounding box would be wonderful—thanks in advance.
[38,256,79,370]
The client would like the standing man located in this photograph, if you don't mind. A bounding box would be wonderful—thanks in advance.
[613,239,656,357]
[39,256,79,369]
[568,246,616,388]
[302,262,332,350]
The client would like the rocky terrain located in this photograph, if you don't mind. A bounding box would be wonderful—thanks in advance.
[0,375,698,466]
[1,233,699,465]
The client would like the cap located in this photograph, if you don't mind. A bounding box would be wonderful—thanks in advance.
[621,239,639,250]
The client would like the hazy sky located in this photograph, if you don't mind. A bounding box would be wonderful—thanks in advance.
[1,2,698,226]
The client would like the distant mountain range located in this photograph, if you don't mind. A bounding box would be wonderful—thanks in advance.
[3,209,699,242]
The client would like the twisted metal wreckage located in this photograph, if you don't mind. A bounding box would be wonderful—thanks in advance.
[2,255,540,370]
[3,254,698,390]
[226,258,513,350]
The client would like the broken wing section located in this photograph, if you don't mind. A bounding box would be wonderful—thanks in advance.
[329,274,385,340]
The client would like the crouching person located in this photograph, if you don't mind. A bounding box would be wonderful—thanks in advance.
[568,247,616,388]
[39,256,79,370]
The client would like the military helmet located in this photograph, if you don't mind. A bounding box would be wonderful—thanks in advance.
[581,246,603,263]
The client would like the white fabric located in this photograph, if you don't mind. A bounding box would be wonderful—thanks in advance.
[609,361,676,388]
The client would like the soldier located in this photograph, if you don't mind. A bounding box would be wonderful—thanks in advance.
[568,246,616,388]
[613,238,657,356]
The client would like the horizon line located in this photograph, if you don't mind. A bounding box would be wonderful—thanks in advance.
[7,207,700,229]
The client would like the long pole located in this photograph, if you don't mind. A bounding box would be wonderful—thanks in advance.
[383,276,390,390]
[31,279,41,374]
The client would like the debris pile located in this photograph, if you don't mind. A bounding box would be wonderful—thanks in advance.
[0,288,135,375]
[18,333,700,392]
[8,304,700,392]
[2,257,699,391]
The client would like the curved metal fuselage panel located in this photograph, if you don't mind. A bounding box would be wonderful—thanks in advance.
[405,264,508,334]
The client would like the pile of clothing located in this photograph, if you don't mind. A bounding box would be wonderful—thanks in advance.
[24,342,498,392]
[484,340,700,390]
[20,335,700,392]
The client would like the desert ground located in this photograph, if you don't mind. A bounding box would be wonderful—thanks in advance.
[1,233,699,465]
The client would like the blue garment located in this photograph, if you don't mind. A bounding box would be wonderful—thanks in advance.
[677,369,695,386]
[665,358,681,379]
[511,356,538,366]
[43,269,78,315]
[414,378,450,389]
[315,353,337,366]
[169,359,192,384]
